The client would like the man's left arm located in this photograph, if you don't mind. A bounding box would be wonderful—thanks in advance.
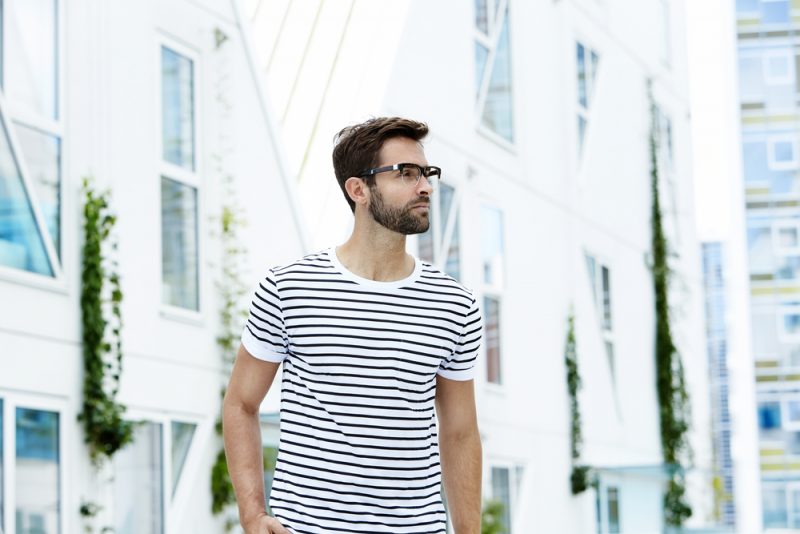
[436,375,482,534]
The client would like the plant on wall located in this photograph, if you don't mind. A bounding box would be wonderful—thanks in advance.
[564,310,592,494]
[481,499,507,534]
[647,81,692,528]
[78,176,134,465]
[208,27,249,530]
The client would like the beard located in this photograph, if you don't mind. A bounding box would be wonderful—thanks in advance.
[368,185,430,235]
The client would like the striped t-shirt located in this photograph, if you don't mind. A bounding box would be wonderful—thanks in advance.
[240,246,483,534]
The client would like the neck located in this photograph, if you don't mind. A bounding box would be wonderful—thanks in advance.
[336,221,414,283]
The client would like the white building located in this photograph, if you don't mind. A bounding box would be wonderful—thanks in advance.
[0,0,306,532]
[246,0,721,533]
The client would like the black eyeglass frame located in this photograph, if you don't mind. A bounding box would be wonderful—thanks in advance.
[357,162,442,184]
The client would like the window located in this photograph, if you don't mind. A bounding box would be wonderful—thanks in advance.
[585,253,613,331]
[1,0,63,266]
[655,106,674,168]
[170,421,196,497]
[485,295,501,385]
[418,182,461,279]
[738,54,765,102]
[763,486,789,529]
[781,308,800,338]
[762,0,790,24]
[759,401,782,430]
[491,466,512,533]
[481,204,504,288]
[576,42,600,155]
[767,135,798,170]
[260,413,279,514]
[763,49,794,85]
[15,407,60,534]
[475,0,513,142]
[607,486,621,533]
[773,221,800,256]
[114,422,164,534]
[160,43,200,312]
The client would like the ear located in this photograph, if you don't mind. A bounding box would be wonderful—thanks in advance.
[345,176,370,208]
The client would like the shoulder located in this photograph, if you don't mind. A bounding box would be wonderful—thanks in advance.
[416,258,476,305]
[270,248,334,277]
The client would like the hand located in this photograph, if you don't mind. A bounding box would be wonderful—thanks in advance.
[242,512,290,534]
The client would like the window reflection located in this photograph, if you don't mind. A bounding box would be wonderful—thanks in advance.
[114,422,163,534]
[15,407,59,534]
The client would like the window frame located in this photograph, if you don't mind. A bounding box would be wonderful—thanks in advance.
[0,0,66,290]
[474,0,515,147]
[767,133,799,171]
[772,220,800,256]
[155,34,205,322]
[762,48,795,86]
[778,304,800,342]
[120,406,207,534]
[486,460,523,534]
[0,391,67,534]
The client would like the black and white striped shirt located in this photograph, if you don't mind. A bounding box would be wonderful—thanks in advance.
[240,246,483,534]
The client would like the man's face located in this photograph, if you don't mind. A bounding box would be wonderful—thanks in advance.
[366,137,433,235]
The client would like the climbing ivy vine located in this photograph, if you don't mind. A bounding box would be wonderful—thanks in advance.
[78,177,134,465]
[648,82,692,528]
[564,310,592,494]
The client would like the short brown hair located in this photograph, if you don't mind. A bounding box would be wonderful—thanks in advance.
[332,117,429,213]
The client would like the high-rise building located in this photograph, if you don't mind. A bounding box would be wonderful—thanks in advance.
[733,0,800,528]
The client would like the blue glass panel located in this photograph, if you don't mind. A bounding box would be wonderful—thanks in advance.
[475,42,489,101]
[15,407,59,534]
[742,140,769,183]
[480,205,504,286]
[577,43,587,107]
[762,0,790,24]
[481,9,513,141]
[114,422,163,534]
[763,487,788,528]
[170,422,195,497]
[161,47,195,170]
[474,0,489,33]
[736,0,759,13]
[491,467,511,533]
[161,177,199,310]
[5,0,58,120]
[759,402,782,429]
[14,123,61,258]
[0,113,53,276]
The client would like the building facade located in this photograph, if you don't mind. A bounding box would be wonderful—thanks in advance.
[0,0,306,532]
[246,0,720,532]
[734,0,800,529]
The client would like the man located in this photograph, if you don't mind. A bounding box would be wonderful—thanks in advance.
[223,117,483,534]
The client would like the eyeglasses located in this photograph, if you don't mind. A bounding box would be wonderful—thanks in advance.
[358,162,442,186]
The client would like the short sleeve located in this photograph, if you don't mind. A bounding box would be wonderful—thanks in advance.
[437,295,483,381]
[240,269,289,363]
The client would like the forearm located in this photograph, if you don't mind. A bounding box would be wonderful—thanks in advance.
[440,429,482,534]
[223,399,267,525]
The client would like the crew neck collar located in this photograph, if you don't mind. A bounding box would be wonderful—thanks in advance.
[326,246,422,289]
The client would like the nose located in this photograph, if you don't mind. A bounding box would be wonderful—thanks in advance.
[417,175,434,195]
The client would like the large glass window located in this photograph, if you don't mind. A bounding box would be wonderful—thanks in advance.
[1,0,62,265]
[260,413,279,515]
[491,467,511,533]
[474,0,513,142]
[0,111,52,275]
[762,0,790,24]
[418,182,460,279]
[15,407,60,534]
[161,46,195,170]
[170,421,195,497]
[485,295,501,385]
[4,0,58,120]
[161,177,199,310]
[607,487,621,533]
[763,487,788,529]
[114,422,164,534]
[759,401,782,430]
[576,42,599,155]
[160,44,199,312]
[480,204,504,287]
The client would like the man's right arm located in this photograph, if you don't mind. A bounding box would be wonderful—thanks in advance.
[223,343,288,534]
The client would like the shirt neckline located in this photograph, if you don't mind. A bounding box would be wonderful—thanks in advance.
[326,246,422,289]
